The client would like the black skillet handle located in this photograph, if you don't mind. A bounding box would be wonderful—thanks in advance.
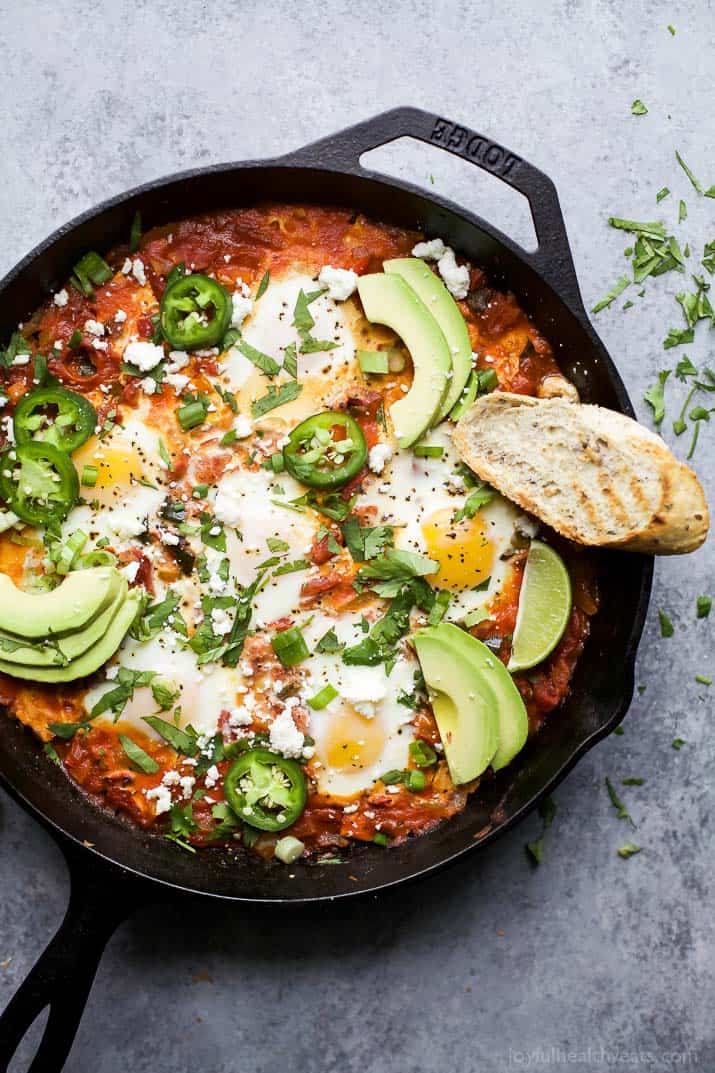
[0,842,145,1073]
[284,105,585,318]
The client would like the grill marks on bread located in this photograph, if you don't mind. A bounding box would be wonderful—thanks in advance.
[453,392,708,555]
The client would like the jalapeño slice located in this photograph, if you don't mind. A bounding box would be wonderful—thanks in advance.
[160,272,232,351]
[0,442,79,526]
[283,411,367,490]
[224,747,307,832]
[13,386,97,453]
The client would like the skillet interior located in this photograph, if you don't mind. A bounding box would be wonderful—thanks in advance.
[0,162,652,901]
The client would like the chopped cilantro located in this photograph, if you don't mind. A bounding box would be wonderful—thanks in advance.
[672,738,686,750]
[630,99,648,116]
[618,842,642,859]
[644,370,670,425]
[695,675,711,686]
[663,327,694,349]
[605,777,634,825]
[696,595,711,618]
[119,734,160,774]
[592,274,631,313]
[675,150,703,195]
[658,609,674,637]
[525,797,557,865]
[355,549,438,598]
[251,380,302,418]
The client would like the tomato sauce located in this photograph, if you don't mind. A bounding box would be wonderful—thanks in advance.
[0,202,597,861]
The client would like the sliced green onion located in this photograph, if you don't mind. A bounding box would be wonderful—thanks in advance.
[307,684,338,710]
[409,740,437,767]
[129,211,142,254]
[81,465,98,488]
[373,832,390,846]
[405,769,426,792]
[271,626,309,667]
[413,444,444,459]
[33,353,48,385]
[178,399,208,431]
[464,607,488,628]
[477,368,498,393]
[220,429,237,446]
[427,589,451,625]
[274,835,305,863]
[71,251,113,296]
[357,349,389,374]
[77,550,116,568]
[55,530,88,575]
[192,484,209,499]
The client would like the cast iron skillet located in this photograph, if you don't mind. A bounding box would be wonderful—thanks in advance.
[0,107,652,1072]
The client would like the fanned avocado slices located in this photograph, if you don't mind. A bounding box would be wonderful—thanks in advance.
[0,588,142,683]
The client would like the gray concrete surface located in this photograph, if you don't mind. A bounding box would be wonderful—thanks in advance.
[1,1,713,1070]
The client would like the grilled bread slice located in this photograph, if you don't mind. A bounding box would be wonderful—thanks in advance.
[453,392,709,554]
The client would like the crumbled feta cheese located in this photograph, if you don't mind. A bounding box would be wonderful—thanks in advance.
[164,372,190,393]
[340,665,387,719]
[105,665,119,681]
[84,319,105,337]
[411,238,447,261]
[121,258,132,274]
[53,288,69,307]
[204,764,220,789]
[53,340,63,351]
[12,354,30,366]
[131,258,147,285]
[233,415,253,439]
[214,477,242,528]
[343,803,359,814]
[159,529,180,547]
[162,770,181,787]
[114,309,127,323]
[268,708,304,758]
[108,509,146,541]
[368,442,393,474]
[228,706,253,728]
[123,340,164,371]
[437,248,469,300]
[210,607,233,636]
[167,351,189,370]
[120,561,140,583]
[92,339,108,352]
[179,775,195,800]
[146,785,172,816]
[230,291,253,328]
[317,265,358,301]
[140,377,157,395]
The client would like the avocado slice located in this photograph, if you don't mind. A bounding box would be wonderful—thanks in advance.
[0,566,121,638]
[413,625,499,784]
[0,580,129,667]
[357,273,451,448]
[430,622,528,772]
[383,258,472,422]
[0,589,142,683]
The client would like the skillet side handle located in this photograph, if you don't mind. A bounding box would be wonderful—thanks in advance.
[0,843,145,1073]
[282,105,585,319]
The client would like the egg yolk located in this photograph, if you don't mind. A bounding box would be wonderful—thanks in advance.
[320,705,385,771]
[422,507,495,591]
[73,436,147,503]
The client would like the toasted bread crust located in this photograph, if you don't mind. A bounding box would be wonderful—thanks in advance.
[453,392,709,555]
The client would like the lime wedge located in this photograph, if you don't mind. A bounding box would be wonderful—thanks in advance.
[507,541,572,673]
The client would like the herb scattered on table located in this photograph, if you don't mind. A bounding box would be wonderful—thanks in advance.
[525,797,557,864]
